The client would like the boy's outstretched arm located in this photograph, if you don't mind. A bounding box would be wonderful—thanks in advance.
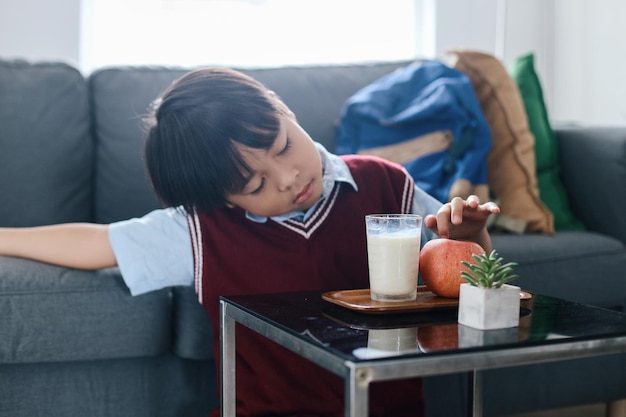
[0,224,116,270]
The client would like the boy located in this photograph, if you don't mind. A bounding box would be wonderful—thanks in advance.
[0,67,498,416]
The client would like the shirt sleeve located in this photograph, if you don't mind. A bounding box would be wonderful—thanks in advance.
[412,185,442,245]
[108,207,193,296]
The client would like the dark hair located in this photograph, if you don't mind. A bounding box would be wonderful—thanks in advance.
[144,68,281,214]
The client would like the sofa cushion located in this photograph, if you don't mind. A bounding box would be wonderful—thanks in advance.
[426,354,626,416]
[557,127,626,243]
[0,355,218,417]
[491,232,626,310]
[171,286,214,360]
[448,50,553,234]
[0,60,92,226]
[0,257,173,364]
[510,53,584,231]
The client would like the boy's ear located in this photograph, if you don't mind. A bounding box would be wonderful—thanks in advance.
[225,202,235,209]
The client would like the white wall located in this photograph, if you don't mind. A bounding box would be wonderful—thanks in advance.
[412,0,626,127]
[0,0,624,126]
[427,0,556,120]
[553,0,626,125]
[0,0,81,67]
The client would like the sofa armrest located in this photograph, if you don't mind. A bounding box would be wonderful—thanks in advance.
[556,126,626,244]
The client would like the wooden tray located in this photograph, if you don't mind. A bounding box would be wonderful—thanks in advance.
[322,285,532,314]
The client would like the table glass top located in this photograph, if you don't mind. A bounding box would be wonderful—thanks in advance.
[222,290,626,363]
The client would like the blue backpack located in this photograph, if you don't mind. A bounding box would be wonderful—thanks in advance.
[336,60,491,203]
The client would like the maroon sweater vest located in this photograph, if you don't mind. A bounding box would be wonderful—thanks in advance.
[189,155,423,417]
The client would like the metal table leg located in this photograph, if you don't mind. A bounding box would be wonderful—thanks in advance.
[466,370,484,417]
[346,367,371,417]
[473,370,484,417]
[220,301,236,417]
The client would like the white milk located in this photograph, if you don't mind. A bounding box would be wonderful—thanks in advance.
[367,231,421,301]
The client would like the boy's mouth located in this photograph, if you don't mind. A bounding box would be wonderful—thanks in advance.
[294,181,314,205]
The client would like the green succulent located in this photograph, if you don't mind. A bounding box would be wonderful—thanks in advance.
[461,250,519,289]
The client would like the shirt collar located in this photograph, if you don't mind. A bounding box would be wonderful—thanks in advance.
[245,143,358,223]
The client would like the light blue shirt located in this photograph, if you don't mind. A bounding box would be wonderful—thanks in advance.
[109,144,442,296]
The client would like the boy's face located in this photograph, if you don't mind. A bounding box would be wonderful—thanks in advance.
[225,115,324,218]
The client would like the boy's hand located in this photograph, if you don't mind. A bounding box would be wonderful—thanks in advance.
[424,195,499,248]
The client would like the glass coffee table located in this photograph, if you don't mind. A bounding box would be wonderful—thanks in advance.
[220,288,626,417]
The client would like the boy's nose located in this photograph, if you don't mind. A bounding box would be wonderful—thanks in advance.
[276,165,298,191]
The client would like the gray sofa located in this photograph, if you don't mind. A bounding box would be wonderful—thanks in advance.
[1,58,625,417]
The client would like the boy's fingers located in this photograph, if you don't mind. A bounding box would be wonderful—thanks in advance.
[435,209,452,238]
[449,197,465,224]
[484,202,500,213]
[466,194,480,207]
[424,214,439,232]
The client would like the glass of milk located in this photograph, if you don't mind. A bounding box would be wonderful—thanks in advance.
[365,214,422,302]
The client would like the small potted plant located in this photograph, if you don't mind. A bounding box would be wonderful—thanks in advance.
[457,250,520,330]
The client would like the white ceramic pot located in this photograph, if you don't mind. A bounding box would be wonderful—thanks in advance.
[457,283,521,330]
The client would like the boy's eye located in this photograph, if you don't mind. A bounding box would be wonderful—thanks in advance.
[278,138,292,156]
[250,178,265,195]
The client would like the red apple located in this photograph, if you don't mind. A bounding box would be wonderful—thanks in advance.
[419,239,485,298]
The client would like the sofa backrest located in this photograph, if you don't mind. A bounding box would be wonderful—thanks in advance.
[2,60,411,225]
[89,67,189,223]
[241,62,411,151]
[0,60,93,227]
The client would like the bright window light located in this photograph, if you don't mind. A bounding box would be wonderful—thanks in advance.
[80,0,418,73]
